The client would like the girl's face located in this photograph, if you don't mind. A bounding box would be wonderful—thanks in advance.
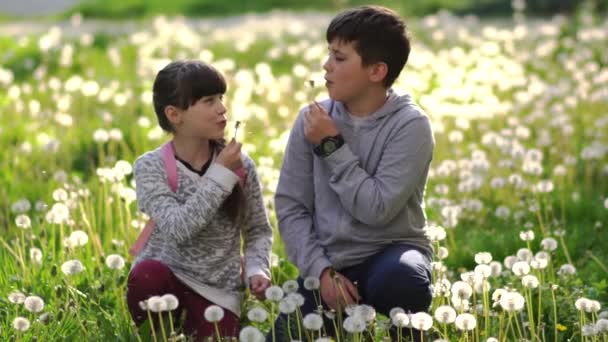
[175,93,227,140]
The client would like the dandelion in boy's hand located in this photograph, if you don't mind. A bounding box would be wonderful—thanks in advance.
[303,276,320,290]
[303,313,323,330]
[105,254,125,270]
[24,295,45,313]
[8,290,26,304]
[13,317,31,331]
[61,259,84,275]
[455,313,476,331]
[282,279,299,294]
[410,312,433,331]
[161,294,179,311]
[265,285,284,302]
[434,305,456,324]
[247,306,268,323]
[204,305,224,322]
[239,326,264,342]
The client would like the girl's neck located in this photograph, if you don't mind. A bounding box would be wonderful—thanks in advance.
[171,135,212,170]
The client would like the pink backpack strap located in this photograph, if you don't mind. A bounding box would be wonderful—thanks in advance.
[129,142,178,257]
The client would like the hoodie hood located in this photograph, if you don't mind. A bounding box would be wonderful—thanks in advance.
[330,89,416,126]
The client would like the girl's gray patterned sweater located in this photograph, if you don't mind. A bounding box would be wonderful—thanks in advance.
[132,145,273,315]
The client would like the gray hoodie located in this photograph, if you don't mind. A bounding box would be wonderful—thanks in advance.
[275,90,434,279]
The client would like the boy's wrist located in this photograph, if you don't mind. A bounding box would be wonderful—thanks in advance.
[313,134,344,158]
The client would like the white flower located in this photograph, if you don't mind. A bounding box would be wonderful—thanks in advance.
[475,264,492,279]
[52,188,68,202]
[504,255,517,269]
[499,291,525,312]
[161,294,179,311]
[265,285,284,302]
[582,324,597,336]
[474,252,492,265]
[204,305,224,322]
[30,247,43,265]
[486,337,499,342]
[15,214,32,229]
[425,225,447,242]
[343,316,366,333]
[303,277,320,290]
[105,254,125,270]
[392,312,410,328]
[596,318,608,332]
[451,281,473,299]
[531,258,548,270]
[434,305,456,324]
[68,230,89,247]
[287,293,305,307]
[489,261,502,276]
[389,307,405,319]
[247,307,268,323]
[410,312,433,331]
[512,261,530,276]
[516,248,533,262]
[303,313,323,330]
[239,326,265,342]
[454,313,477,331]
[540,237,558,251]
[314,338,333,342]
[11,198,31,213]
[589,300,601,313]
[353,304,376,322]
[8,290,26,304]
[278,298,296,314]
[575,298,592,312]
[558,264,576,276]
[282,280,299,294]
[604,198,608,209]
[522,275,539,289]
[147,296,167,312]
[24,295,45,313]
[61,259,85,275]
[437,246,449,260]
[93,129,109,143]
[13,317,31,331]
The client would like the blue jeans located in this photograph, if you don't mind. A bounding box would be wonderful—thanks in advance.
[267,243,433,341]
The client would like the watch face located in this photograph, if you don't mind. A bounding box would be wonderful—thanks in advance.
[323,140,337,154]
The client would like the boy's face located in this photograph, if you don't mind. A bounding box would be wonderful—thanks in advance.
[323,39,374,103]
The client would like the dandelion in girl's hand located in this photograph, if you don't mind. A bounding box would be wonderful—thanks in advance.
[8,290,26,304]
[434,305,456,324]
[24,295,45,313]
[30,247,43,265]
[265,285,284,302]
[233,121,241,140]
[247,306,268,323]
[204,305,224,322]
[410,312,433,331]
[303,276,320,290]
[239,326,264,342]
[13,317,31,331]
[392,312,410,328]
[105,254,125,270]
[282,280,299,294]
[161,294,179,311]
[61,259,84,275]
[303,313,323,330]
[15,214,31,229]
[454,313,477,331]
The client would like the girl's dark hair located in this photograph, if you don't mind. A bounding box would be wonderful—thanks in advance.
[152,60,245,223]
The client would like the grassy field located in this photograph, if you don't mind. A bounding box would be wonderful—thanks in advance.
[1,7,607,342]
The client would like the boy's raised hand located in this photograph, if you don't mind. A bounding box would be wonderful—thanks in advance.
[216,138,243,171]
[249,274,271,300]
[304,102,339,145]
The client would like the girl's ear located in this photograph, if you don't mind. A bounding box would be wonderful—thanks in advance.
[368,62,388,84]
[164,105,182,127]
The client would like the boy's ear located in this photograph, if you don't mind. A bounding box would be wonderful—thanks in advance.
[368,62,388,84]
[164,105,182,126]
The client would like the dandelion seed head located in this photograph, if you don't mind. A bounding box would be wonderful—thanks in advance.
[504,255,518,269]
[558,264,576,276]
[61,259,85,275]
[239,326,264,342]
[105,254,125,270]
[451,281,473,299]
[247,307,268,323]
[13,317,31,332]
[437,246,449,260]
[303,276,320,290]
[278,297,297,314]
[392,312,410,327]
[147,296,167,312]
[512,261,530,276]
[353,304,376,322]
[582,323,597,336]
[265,285,284,302]
[24,295,45,313]
[596,318,608,332]
[161,294,179,311]
[343,316,366,333]
[541,237,558,251]
[516,248,533,262]
[8,290,26,304]
[474,252,492,265]
[434,305,456,324]
[303,313,323,330]
[410,312,433,331]
[15,214,32,229]
[499,291,525,312]
[455,313,477,331]
[30,247,43,265]
[389,307,405,319]
[522,275,539,288]
[282,280,299,294]
[489,261,502,276]
[204,305,224,322]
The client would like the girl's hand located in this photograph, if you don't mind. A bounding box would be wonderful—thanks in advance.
[216,139,243,171]
[249,274,271,300]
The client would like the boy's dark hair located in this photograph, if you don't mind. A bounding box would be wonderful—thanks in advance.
[152,60,245,223]
[326,6,410,87]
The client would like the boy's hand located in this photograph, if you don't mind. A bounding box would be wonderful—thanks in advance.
[319,267,359,311]
[304,102,339,145]
[249,274,271,300]
[216,139,243,171]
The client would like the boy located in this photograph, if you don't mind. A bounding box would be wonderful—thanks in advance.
[273,5,434,340]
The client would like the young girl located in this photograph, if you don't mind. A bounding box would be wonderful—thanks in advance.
[127,60,273,340]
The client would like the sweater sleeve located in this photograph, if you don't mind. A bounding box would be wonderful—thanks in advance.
[322,115,434,226]
[274,111,333,279]
[134,151,240,244]
[241,155,273,280]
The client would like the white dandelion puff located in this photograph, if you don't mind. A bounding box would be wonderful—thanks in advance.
[161,294,179,311]
[303,277,320,290]
[8,290,26,304]
[389,307,405,319]
[410,312,433,331]
[474,252,492,265]
[13,317,31,332]
[392,312,410,328]
[499,292,525,312]
[239,326,264,342]
[30,247,43,265]
[15,214,32,229]
[343,316,366,333]
[204,305,224,322]
[522,275,539,289]
[455,313,477,331]
[541,237,558,251]
[247,307,268,323]
[512,261,530,276]
[61,259,85,275]
[265,285,284,302]
[434,305,456,324]
[24,295,45,313]
[282,280,299,294]
[147,296,167,313]
[105,254,125,270]
[303,313,323,331]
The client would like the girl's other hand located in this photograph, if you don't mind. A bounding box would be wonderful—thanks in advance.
[249,274,271,300]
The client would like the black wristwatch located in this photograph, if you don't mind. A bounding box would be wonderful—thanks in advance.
[314,134,345,158]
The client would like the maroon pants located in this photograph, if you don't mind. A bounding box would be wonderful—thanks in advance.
[127,259,239,340]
